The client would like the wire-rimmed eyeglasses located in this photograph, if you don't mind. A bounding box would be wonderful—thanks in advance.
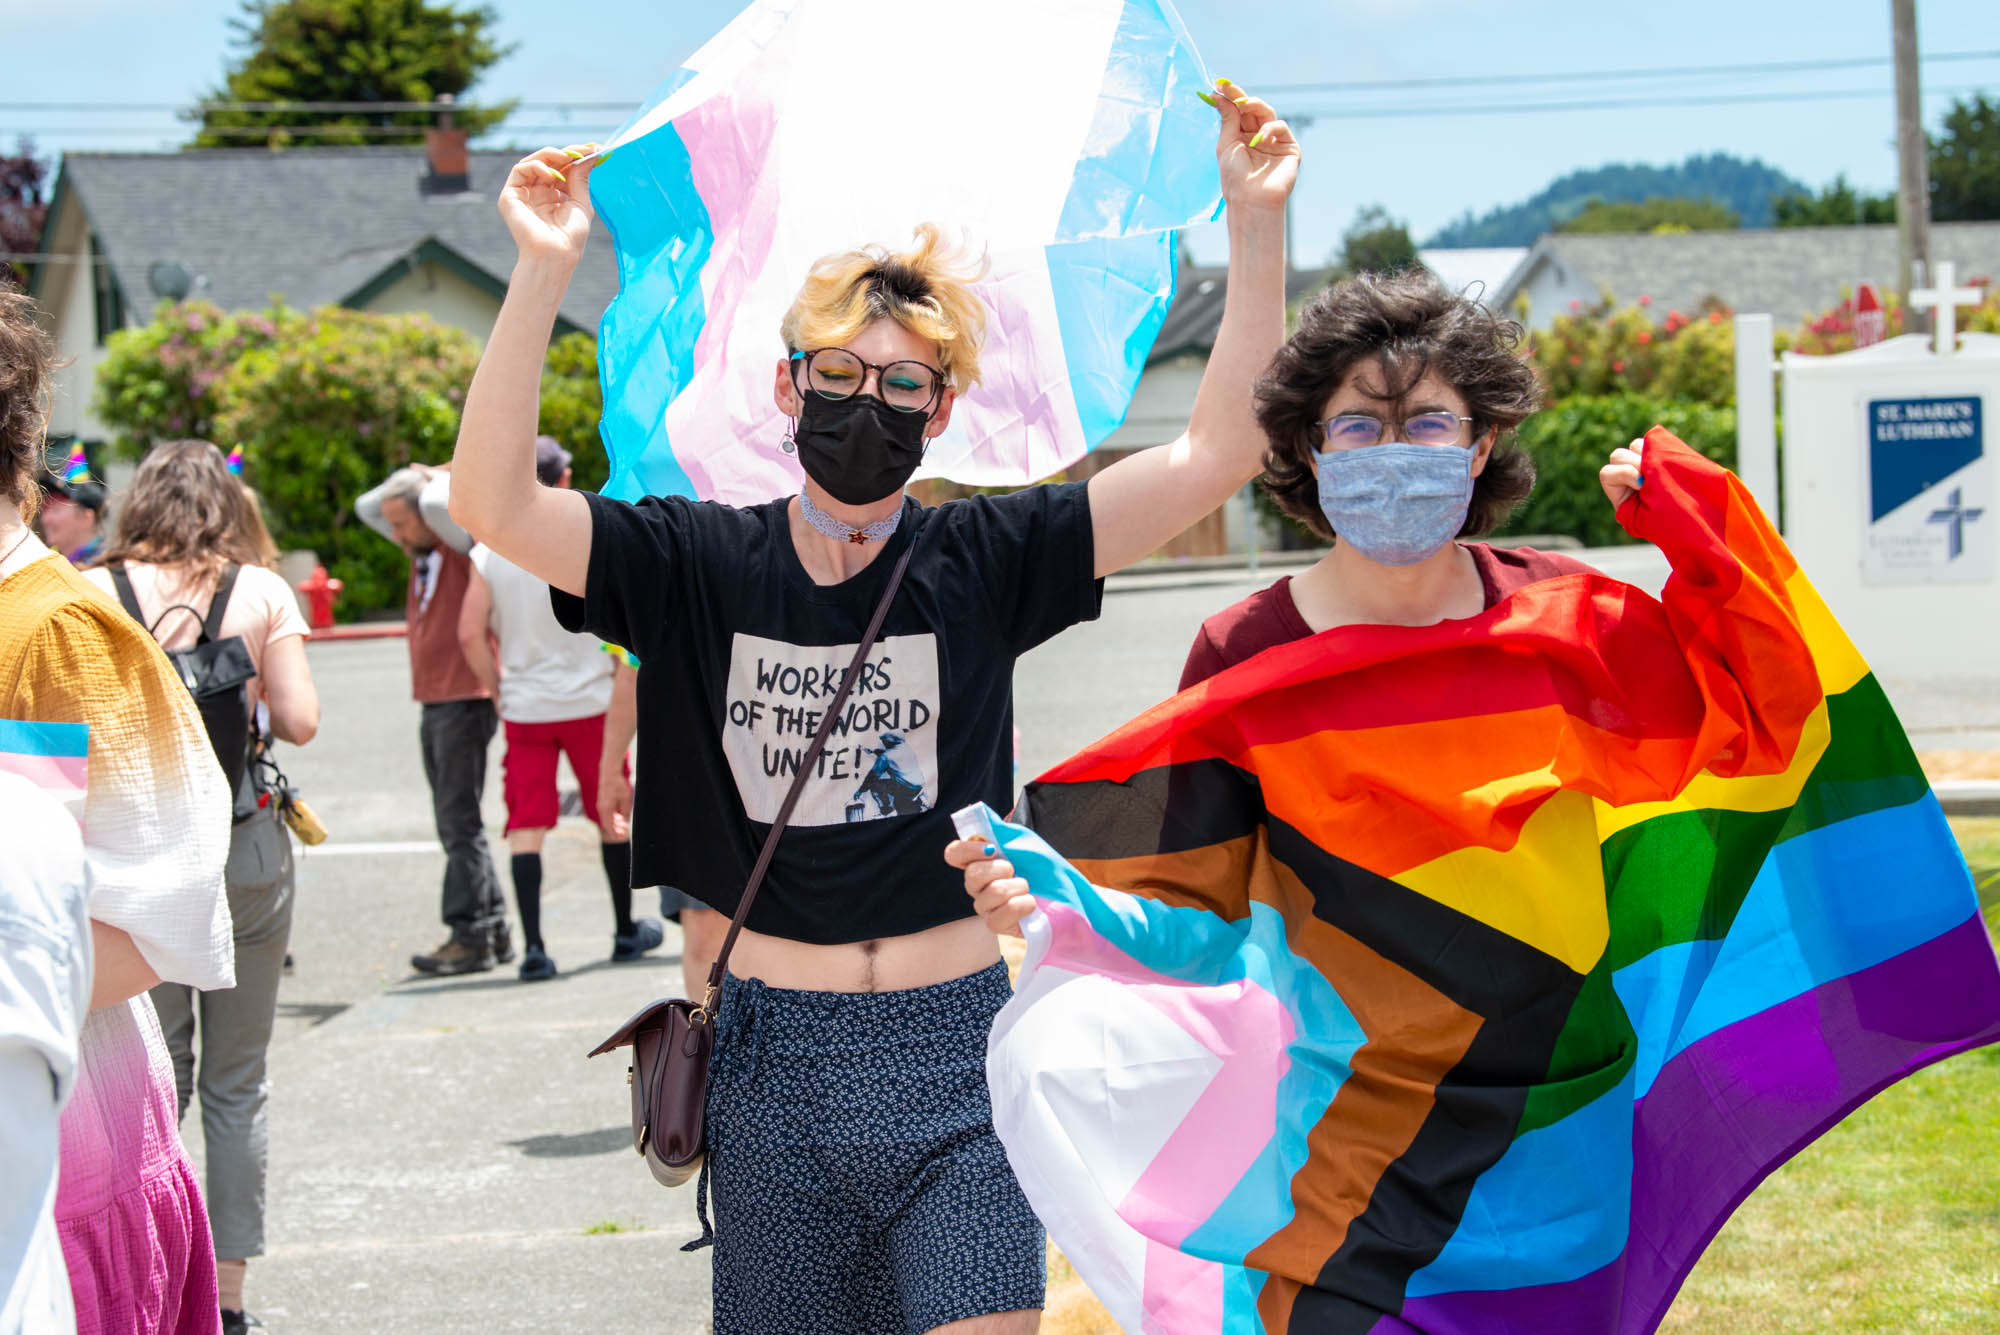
[789,348,946,414]
[1317,412,1474,449]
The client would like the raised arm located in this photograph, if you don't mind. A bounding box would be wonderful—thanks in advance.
[449,146,599,596]
[1086,81,1298,577]
[456,566,502,697]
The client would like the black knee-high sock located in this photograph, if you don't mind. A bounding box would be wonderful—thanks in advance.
[602,841,635,936]
[510,852,544,951]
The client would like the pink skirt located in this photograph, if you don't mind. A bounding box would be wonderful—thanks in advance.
[56,996,220,1335]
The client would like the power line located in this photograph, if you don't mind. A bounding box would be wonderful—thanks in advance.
[1,47,1997,116]
[1260,48,2000,95]
[11,84,1990,141]
[1285,83,1992,121]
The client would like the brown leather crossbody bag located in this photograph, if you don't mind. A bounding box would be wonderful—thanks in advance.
[586,543,915,1187]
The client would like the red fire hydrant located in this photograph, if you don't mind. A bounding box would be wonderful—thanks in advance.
[297,564,344,630]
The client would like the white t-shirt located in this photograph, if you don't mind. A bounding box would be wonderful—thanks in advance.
[470,545,614,724]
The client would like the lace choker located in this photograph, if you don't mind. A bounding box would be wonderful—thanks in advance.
[799,491,903,546]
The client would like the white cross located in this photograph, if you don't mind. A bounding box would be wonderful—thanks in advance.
[1910,260,1983,357]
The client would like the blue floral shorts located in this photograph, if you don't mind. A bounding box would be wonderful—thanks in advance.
[702,961,1045,1335]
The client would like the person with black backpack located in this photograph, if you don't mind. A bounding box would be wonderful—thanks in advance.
[81,438,320,1335]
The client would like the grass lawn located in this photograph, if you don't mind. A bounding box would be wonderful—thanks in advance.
[1041,818,2000,1334]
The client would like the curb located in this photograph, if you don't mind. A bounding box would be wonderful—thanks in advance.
[313,622,408,641]
[1937,780,2000,818]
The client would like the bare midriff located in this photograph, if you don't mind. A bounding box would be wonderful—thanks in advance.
[724,914,1001,995]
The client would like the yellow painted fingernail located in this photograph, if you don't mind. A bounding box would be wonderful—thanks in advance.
[1195,90,1220,108]
[550,168,567,183]
[1249,128,1268,148]
[1232,96,1250,105]
[1216,76,1236,86]
[562,148,586,159]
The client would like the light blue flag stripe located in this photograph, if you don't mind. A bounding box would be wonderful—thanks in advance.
[0,719,89,758]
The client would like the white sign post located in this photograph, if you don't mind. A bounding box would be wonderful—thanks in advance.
[1780,267,1996,678]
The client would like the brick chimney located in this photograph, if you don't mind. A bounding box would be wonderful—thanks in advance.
[422,94,470,195]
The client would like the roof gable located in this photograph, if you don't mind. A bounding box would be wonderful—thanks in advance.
[1496,222,2000,323]
[48,148,619,332]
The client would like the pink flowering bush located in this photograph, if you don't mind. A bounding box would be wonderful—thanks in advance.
[94,300,291,452]
[1524,292,1737,405]
[210,308,483,614]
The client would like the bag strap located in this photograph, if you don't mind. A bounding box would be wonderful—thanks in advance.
[203,565,240,642]
[107,564,147,625]
[698,541,916,1020]
[109,563,242,645]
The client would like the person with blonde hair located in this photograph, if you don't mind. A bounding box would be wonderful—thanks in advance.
[449,82,1299,1334]
[81,438,320,1335]
[0,293,235,1332]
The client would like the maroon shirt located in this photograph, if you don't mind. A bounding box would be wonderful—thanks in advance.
[407,544,492,705]
[1179,544,1599,690]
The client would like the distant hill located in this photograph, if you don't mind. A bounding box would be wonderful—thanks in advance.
[1426,153,1809,247]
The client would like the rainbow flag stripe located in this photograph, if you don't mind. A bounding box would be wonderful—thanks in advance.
[983,430,2000,1334]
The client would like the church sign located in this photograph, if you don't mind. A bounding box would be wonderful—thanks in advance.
[1864,394,1990,583]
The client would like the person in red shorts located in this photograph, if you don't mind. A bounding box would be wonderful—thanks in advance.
[458,436,661,981]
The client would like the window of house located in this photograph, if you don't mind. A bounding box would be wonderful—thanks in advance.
[91,238,124,346]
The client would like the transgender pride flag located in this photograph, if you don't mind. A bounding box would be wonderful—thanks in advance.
[982,433,2000,1332]
[586,0,1222,505]
[0,719,88,825]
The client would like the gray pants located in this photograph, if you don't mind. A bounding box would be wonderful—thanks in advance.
[419,698,505,939]
[152,806,295,1260]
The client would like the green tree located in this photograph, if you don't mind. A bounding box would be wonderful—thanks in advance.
[0,139,51,289]
[539,331,609,493]
[1338,205,1417,277]
[1930,93,2000,223]
[1773,174,1897,227]
[1558,196,1739,234]
[1499,394,1737,547]
[192,0,514,148]
[97,300,482,617]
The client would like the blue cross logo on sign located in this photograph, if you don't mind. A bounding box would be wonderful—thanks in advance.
[1927,487,1987,561]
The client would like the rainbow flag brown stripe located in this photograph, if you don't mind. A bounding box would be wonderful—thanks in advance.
[984,430,2000,1334]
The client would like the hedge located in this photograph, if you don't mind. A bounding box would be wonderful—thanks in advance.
[95,301,607,618]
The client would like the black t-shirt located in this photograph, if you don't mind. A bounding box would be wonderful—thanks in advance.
[551,483,1103,945]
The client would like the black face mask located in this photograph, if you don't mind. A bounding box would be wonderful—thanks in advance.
[793,392,931,506]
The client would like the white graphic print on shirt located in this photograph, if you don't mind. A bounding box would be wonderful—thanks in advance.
[722,631,941,826]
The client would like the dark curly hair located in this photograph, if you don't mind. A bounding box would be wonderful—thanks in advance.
[1,291,60,519]
[1255,270,1541,543]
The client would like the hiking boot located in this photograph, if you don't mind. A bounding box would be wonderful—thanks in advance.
[490,920,516,965]
[518,944,557,982]
[410,935,496,976]
[611,917,665,963]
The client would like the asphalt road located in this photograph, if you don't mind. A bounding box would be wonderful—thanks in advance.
[220,549,1997,1332]
[229,567,1304,1334]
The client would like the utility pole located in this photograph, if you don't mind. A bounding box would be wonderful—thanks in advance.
[1892,0,1931,334]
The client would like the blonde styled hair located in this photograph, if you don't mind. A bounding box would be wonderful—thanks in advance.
[780,224,989,394]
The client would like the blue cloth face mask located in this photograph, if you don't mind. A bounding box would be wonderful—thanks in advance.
[1314,442,1477,567]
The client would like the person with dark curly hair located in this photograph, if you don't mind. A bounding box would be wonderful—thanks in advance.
[1178,269,1599,687]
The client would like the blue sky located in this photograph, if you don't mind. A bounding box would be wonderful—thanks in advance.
[13,0,1999,265]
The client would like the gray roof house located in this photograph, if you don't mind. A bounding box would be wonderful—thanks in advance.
[1495,221,2000,329]
[30,134,619,444]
